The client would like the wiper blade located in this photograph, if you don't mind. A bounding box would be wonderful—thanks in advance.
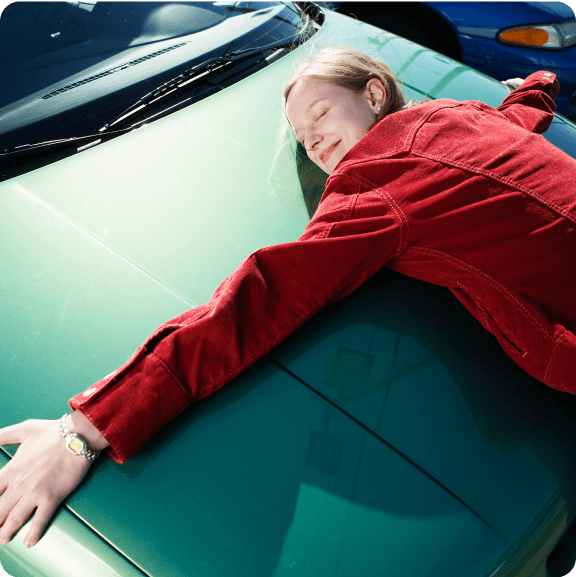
[0,38,297,181]
[1,127,131,157]
[0,127,132,182]
[99,38,295,133]
[0,41,266,158]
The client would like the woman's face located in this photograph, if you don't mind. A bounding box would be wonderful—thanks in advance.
[285,78,385,174]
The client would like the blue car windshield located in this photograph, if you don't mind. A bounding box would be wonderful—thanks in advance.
[0,2,310,149]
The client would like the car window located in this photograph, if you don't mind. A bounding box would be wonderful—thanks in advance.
[0,2,287,67]
[0,1,312,153]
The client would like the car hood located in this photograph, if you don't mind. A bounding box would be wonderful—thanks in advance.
[2,9,576,577]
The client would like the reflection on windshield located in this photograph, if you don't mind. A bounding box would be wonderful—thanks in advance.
[0,2,282,66]
[0,2,308,151]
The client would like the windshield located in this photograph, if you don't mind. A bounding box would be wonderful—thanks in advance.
[0,1,312,150]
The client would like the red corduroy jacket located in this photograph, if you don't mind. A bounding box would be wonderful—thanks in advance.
[71,71,576,464]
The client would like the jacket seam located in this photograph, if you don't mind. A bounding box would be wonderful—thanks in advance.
[410,149,576,226]
[314,182,360,240]
[103,353,191,462]
[543,330,568,386]
[339,172,408,255]
[75,409,124,462]
[343,190,359,221]
[402,103,451,150]
[407,245,554,344]
[475,303,490,329]
[151,351,192,400]
[183,308,210,326]
[321,222,335,239]
[378,190,408,255]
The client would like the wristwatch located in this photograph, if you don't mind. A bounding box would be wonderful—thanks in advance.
[59,413,101,461]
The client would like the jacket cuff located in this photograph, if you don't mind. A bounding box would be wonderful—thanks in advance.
[507,70,560,110]
[69,348,190,464]
[522,70,559,93]
[497,70,560,134]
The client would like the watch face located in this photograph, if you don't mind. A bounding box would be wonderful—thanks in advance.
[68,436,85,455]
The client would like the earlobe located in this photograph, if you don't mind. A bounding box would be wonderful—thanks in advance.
[365,78,387,112]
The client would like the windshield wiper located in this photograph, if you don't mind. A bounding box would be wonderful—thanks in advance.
[0,42,272,157]
[0,38,298,182]
[0,127,134,182]
[98,38,296,134]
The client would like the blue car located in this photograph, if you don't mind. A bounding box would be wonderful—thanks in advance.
[332,2,576,119]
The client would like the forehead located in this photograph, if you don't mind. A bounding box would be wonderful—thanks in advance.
[285,80,347,128]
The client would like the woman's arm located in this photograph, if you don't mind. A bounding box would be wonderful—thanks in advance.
[0,179,403,546]
[497,70,560,133]
[69,183,404,463]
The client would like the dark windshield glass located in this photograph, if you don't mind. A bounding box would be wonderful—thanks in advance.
[0,2,308,149]
[0,2,299,66]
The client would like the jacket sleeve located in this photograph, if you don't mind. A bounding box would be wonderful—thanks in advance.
[497,70,560,133]
[69,179,403,463]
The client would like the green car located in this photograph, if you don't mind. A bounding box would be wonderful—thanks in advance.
[2,3,576,576]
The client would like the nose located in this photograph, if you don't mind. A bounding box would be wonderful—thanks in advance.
[305,129,321,153]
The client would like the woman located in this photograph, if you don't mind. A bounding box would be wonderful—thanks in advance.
[0,47,574,548]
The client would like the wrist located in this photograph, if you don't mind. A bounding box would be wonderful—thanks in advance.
[66,411,109,452]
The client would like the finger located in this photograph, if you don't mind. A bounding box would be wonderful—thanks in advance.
[23,498,60,548]
[0,489,18,527]
[0,497,34,545]
[0,461,9,493]
[0,422,27,446]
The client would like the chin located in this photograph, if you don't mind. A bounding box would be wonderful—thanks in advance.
[312,159,331,175]
[324,155,343,175]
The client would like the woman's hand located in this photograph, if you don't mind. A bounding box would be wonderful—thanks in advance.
[0,417,96,547]
[502,78,525,91]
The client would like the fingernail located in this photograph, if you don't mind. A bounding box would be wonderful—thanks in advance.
[24,541,32,548]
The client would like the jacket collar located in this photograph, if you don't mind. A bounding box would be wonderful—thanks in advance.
[327,98,459,183]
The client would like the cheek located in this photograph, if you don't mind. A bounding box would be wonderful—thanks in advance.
[341,126,367,152]
[342,109,372,145]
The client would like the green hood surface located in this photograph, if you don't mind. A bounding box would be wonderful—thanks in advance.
[2,9,576,577]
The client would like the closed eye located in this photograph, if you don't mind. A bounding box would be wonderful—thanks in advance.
[294,108,328,146]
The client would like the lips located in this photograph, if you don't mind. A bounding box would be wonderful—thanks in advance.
[320,140,340,164]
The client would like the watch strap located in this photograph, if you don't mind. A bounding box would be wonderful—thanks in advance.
[59,414,101,461]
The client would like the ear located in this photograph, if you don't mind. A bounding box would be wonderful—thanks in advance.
[363,78,387,113]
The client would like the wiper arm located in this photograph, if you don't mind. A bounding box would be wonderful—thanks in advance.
[0,38,297,182]
[0,127,132,183]
[0,41,266,158]
[99,38,295,133]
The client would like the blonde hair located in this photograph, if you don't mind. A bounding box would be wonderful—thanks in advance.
[273,47,424,219]
[284,46,422,118]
